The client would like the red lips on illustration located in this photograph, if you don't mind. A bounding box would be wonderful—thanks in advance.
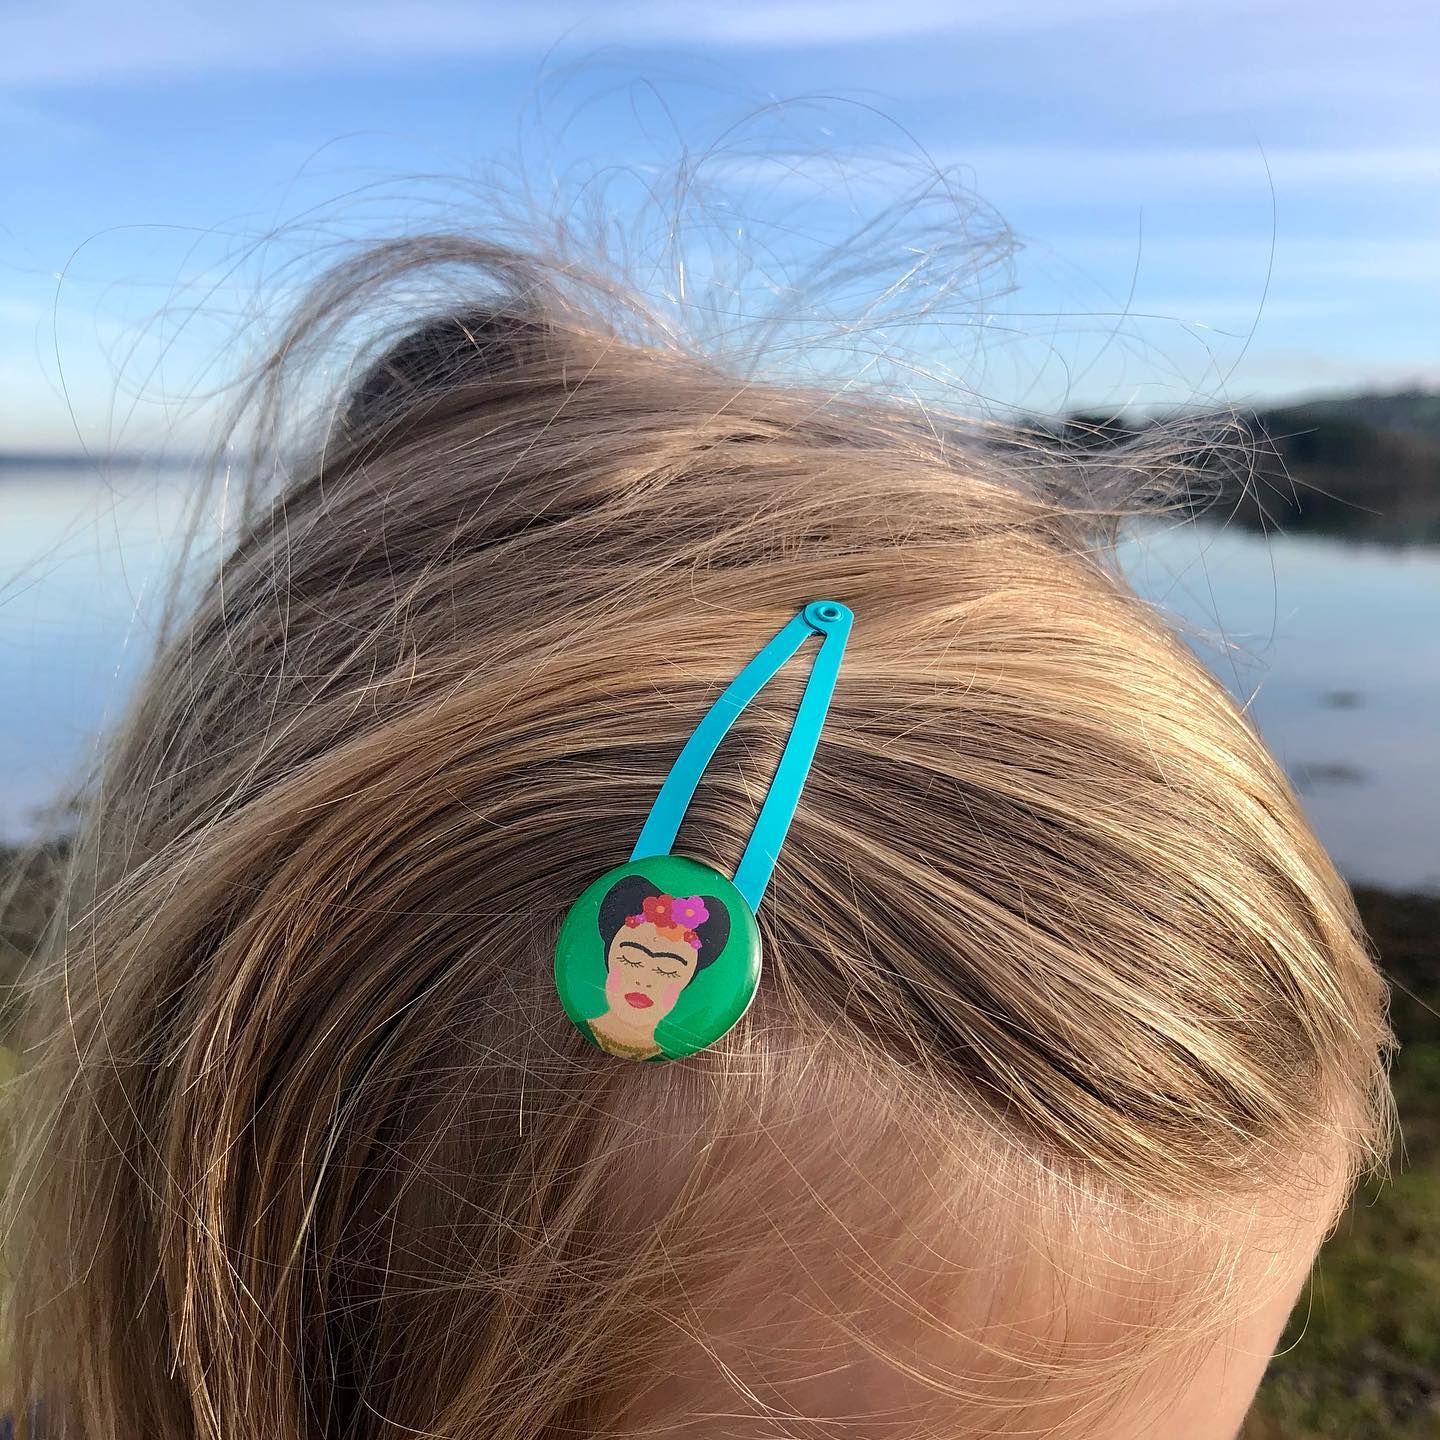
[624,992,654,1010]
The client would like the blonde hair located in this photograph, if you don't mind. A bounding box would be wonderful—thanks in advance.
[5,234,1393,1439]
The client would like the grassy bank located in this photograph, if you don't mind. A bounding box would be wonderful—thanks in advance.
[3,847,1438,1436]
[1246,887,1440,1439]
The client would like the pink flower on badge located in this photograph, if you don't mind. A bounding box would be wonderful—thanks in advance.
[670,895,710,928]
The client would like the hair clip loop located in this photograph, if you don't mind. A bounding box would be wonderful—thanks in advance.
[631,599,851,910]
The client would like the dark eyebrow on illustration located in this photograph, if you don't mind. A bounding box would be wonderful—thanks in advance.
[619,939,693,966]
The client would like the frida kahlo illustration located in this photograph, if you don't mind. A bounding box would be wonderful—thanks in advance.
[587,873,732,1060]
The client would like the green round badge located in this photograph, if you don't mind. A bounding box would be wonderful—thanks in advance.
[554,855,762,1062]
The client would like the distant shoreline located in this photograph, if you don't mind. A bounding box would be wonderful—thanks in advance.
[6,386,1439,545]
[0,451,195,472]
[1039,387,1440,547]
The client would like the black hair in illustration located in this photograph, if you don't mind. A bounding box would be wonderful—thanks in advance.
[597,874,731,972]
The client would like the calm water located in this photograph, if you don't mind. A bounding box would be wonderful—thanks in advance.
[3,466,1438,891]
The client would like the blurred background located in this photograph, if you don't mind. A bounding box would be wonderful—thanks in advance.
[2,4,1437,1436]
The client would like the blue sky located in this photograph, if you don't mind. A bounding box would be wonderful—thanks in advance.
[2,0,1437,452]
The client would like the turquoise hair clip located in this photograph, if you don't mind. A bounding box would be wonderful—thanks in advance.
[554,601,853,1062]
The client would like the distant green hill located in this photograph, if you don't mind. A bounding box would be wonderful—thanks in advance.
[1051,389,1440,545]
[1284,389,1440,442]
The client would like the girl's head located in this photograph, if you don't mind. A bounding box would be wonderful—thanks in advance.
[7,236,1393,1440]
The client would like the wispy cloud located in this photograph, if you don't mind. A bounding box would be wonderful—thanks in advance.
[0,94,95,141]
[707,144,1440,201]
[1,0,1253,86]
[1056,235,1440,289]
[959,143,1440,192]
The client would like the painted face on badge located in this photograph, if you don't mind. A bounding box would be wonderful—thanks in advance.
[605,919,698,1019]
[585,879,731,1061]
